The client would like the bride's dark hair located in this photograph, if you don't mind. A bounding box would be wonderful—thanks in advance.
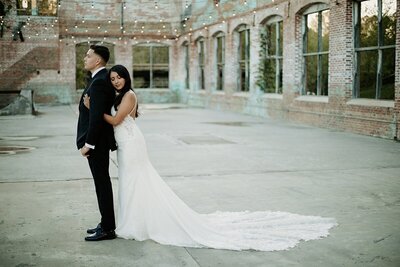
[109,64,139,118]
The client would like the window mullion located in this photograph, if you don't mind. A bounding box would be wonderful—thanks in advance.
[316,12,323,95]
[376,49,382,99]
[376,0,383,99]
[302,16,308,95]
[275,22,280,93]
[150,47,153,88]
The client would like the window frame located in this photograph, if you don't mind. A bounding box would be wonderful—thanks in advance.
[353,0,396,100]
[214,32,225,91]
[302,4,330,96]
[197,37,205,90]
[132,44,169,89]
[237,25,250,92]
[263,16,283,94]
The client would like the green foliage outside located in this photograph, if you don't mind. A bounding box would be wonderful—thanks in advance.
[358,10,396,99]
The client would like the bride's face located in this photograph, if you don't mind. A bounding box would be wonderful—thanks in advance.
[110,71,126,91]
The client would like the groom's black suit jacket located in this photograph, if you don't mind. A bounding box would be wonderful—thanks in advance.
[76,68,117,151]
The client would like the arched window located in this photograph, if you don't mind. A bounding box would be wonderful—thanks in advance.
[259,16,283,93]
[302,4,330,96]
[354,0,396,99]
[236,25,250,92]
[214,32,225,91]
[132,44,169,89]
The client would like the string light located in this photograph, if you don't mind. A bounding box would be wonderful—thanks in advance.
[12,0,278,43]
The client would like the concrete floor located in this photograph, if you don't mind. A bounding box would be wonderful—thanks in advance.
[0,104,399,267]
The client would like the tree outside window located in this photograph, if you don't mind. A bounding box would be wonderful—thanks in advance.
[133,45,169,89]
[354,0,396,100]
[16,0,58,16]
[303,6,330,96]
[258,16,283,93]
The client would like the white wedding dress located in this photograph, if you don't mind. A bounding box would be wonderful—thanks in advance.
[112,108,337,251]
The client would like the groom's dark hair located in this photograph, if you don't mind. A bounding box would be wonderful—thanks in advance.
[90,44,110,64]
[109,65,139,118]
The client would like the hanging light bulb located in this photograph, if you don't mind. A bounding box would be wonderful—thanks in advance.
[91,2,94,9]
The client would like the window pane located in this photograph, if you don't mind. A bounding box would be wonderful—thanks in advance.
[75,43,90,90]
[153,70,169,88]
[360,0,378,47]
[321,10,330,51]
[16,0,32,15]
[359,50,377,98]
[133,46,150,64]
[278,59,283,93]
[153,46,169,64]
[382,0,396,46]
[306,13,319,53]
[321,54,329,96]
[198,41,204,65]
[217,37,223,63]
[267,24,276,56]
[38,0,58,16]
[133,69,150,88]
[278,21,283,56]
[305,55,318,95]
[264,59,276,93]
[239,31,248,60]
[217,66,223,90]
[200,68,205,89]
[240,62,248,91]
[381,48,395,99]
[184,45,189,89]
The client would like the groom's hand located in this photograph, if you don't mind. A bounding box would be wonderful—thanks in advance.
[80,146,91,157]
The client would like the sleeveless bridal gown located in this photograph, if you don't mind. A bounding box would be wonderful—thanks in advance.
[112,107,337,251]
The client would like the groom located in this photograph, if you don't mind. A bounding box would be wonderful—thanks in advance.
[76,45,117,241]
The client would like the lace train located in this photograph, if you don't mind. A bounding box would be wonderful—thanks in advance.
[112,108,337,251]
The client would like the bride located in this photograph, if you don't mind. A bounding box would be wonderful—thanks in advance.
[85,64,337,251]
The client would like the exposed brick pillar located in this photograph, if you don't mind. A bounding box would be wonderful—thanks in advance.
[328,0,354,109]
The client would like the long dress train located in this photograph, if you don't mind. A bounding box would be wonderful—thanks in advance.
[112,108,337,251]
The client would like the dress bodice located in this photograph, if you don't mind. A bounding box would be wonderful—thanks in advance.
[112,107,137,143]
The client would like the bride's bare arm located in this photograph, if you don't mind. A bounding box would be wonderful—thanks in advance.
[104,92,135,126]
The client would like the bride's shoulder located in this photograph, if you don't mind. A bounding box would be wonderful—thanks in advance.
[126,90,136,97]
[123,90,137,101]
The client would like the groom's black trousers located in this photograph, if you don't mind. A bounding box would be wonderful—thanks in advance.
[87,142,115,232]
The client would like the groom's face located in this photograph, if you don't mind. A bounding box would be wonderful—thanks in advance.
[84,49,100,72]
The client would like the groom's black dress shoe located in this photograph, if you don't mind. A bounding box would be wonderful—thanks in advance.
[87,223,101,234]
[85,229,116,241]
